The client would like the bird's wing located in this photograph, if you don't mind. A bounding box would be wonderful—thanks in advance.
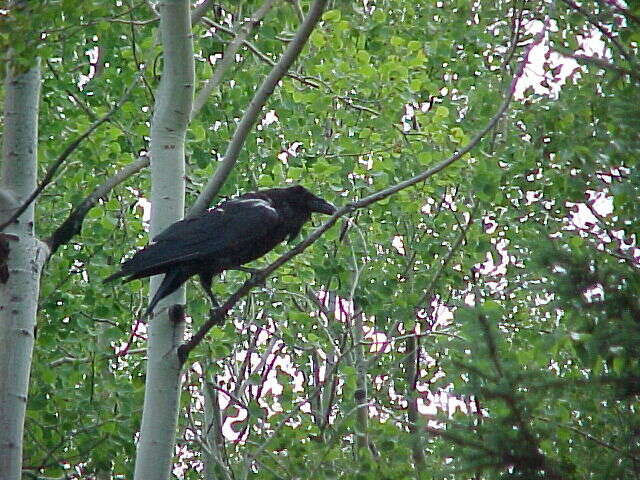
[115,198,281,278]
[153,198,278,244]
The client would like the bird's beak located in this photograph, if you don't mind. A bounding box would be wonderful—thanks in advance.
[310,197,337,215]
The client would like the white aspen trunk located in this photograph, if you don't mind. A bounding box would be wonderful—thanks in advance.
[133,0,194,478]
[0,59,48,480]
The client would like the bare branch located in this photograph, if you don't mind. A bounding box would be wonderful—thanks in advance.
[560,0,637,67]
[0,75,141,233]
[202,17,381,115]
[46,155,150,255]
[552,48,640,81]
[237,335,279,396]
[188,0,329,216]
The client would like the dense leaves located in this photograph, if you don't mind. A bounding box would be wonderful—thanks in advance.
[4,0,639,478]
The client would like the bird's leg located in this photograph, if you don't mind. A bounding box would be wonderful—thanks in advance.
[199,272,220,309]
[198,273,227,326]
[253,271,267,288]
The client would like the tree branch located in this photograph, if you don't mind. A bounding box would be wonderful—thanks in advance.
[287,0,305,23]
[202,18,324,90]
[202,17,381,114]
[414,201,478,308]
[176,25,542,362]
[190,0,216,26]
[552,48,640,81]
[560,0,637,67]
[534,416,628,455]
[597,0,640,25]
[100,0,217,26]
[29,6,211,257]
[46,155,150,255]
[49,347,146,367]
[188,0,329,216]
[191,0,278,120]
[45,59,98,121]
[0,75,140,233]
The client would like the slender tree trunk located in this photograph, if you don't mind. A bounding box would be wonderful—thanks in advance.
[0,59,47,480]
[353,306,370,453]
[203,378,229,480]
[95,322,115,480]
[133,0,194,478]
[405,335,427,475]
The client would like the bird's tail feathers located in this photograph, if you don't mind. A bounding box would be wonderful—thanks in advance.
[146,269,189,316]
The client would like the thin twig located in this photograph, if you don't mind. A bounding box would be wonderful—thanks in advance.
[287,0,305,23]
[416,202,478,307]
[597,0,640,25]
[202,17,381,115]
[188,0,329,215]
[45,59,97,121]
[49,347,146,367]
[560,0,637,66]
[102,0,217,26]
[46,155,150,255]
[191,0,278,120]
[552,48,640,81]
[534,416,628,455]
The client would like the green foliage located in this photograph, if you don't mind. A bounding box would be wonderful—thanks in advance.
[7,0,639,478]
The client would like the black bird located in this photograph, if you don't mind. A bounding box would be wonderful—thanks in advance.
[104,185,336,315]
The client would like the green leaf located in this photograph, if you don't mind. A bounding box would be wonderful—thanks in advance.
[322,9,341,21]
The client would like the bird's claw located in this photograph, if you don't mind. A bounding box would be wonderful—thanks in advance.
[209,307,226,325]
[250,271,267,287]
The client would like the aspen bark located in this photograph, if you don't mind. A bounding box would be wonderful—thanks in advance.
[0,59,47,480]
[133,0,194,478]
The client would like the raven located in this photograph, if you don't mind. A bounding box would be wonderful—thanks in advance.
[104,185,336,315]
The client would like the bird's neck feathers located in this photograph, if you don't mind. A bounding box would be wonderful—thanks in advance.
[244,189,303,214]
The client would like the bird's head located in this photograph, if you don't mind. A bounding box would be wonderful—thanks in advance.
[285,185,337,215]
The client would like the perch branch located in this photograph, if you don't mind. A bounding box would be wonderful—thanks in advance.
[176,34,529,362]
